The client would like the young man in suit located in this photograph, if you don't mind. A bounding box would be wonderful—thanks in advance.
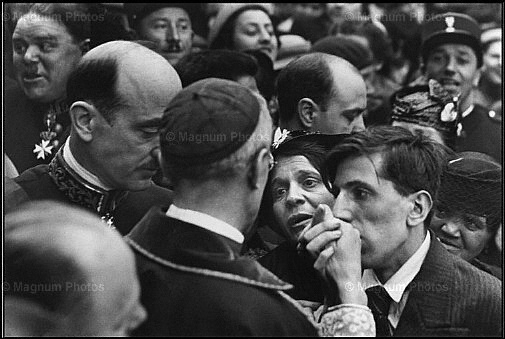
[303,125,502,336]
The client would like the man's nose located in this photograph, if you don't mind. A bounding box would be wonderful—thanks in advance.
[23,44,41,63]
[351,115,365,132]
[166,23,180,41]
[444,56,457,74]
[332,192,353,224]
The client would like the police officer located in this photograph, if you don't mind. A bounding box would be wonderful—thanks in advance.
[421,12,501,163]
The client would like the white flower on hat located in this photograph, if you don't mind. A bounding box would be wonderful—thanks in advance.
[440,102,457,122]
[272,128,289,149]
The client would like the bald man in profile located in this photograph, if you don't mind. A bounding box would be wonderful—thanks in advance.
[10,41,182,234]
[276,53,367,134]
[5,201,147,336]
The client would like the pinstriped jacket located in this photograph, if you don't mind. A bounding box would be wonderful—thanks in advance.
[126,207,318,336]
[395,234,502,336]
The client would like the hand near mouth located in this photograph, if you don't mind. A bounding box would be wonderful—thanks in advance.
[298,205,342,258]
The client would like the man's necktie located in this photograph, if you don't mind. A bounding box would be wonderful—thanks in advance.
[366,285,394,337]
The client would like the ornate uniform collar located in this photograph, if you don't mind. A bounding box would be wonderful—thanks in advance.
[48,149,128,229]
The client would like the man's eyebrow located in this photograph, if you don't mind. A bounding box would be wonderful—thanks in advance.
[335,179,375,191]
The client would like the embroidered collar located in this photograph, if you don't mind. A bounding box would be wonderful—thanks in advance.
[48,148,128,228]
[461,104,475,119]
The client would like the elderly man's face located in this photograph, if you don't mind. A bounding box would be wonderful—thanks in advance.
[89,49,180,191]
[12,14,84,103]
[331,153,415,273]
[424,44,480,101]
[137,7,193,66]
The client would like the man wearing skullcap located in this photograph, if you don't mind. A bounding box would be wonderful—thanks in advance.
[431,151,502,279]
[391,79,460,148]
[126,78,366,336]
[420,12,501,163]
[124,3,199,65]
[125,78,315,336]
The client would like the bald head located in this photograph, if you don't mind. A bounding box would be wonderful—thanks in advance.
[5,201,146,336]
[66,40,182,191]
[67,40,181,122]
[277,52,366,133]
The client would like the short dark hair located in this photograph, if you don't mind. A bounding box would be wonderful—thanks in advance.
[27,3,91,42]
[66,57,124,123]
[174,49,258,87]
[324,125,451,226]
[276,53,334,124]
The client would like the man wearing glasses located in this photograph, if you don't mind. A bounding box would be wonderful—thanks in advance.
[125,78,319,336]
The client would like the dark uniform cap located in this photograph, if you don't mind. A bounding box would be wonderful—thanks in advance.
[421,12,482,67]
[160,78,261,167]
[438,151,502,226]
[123,3,197,28]
[391,79,460,133]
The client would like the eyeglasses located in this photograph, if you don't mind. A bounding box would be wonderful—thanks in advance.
[250,147,276,171]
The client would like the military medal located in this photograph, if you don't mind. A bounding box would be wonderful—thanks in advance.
[101,213,116,230]
[33,106,64,161]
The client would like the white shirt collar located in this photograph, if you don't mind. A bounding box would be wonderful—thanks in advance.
[362,232,431,303]
[165,204,244,244]
[63,138,113,191]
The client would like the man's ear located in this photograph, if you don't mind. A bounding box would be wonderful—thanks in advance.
[297,98,318,129]
[406,190,433,227]
[69,101,100,143]
[247,148,270,190]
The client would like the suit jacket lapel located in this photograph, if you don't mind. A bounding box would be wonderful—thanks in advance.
[395,232,469,336]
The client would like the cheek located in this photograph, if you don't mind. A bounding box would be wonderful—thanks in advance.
[462,229,492,250]
[233,33,255,50]
[272,201,286,223]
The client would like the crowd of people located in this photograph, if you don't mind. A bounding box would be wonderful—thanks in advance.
[3,3,502,337]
